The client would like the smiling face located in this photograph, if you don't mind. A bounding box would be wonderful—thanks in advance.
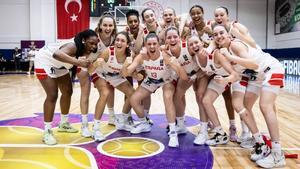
[214,7,229,24]
[143,9,156,26]
[212,25,231,47]
[163,8,175,25]
[145,37,159,54]
[165,29,180,49]
[190,7,204,25]
[84,36,99,53]
[100,17,115,37]
[127,15,140,32]
[187,36,203,55]
[114,33,128,53]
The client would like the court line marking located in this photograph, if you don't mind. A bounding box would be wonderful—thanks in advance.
[7,126,41,135]
[0,124,117,146]
[97,137,165,159]
[210,146,300,151]
[0,145,98,169]
[64,147,91,169]
[0,125,43,131]
[0,159,56,169]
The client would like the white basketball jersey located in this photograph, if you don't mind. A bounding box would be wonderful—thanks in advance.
[142,51,171,81]
[175,40,199,76]
[102,46,123,74]
[196,50,229,76]
[37,40,74,69]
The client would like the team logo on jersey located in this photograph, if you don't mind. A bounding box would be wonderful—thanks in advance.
[183,55,189,61]
[160,59,164,66]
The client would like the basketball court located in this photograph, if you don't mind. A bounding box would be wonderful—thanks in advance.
[0,75,299,168]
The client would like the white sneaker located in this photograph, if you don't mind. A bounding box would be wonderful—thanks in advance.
[194,131,208,145]
[237,131,252,143]
[43,129,57,145]
[240,137,255,149]
[256,151,286,168]
[176,124,188,135]
[58,122,78,133]
[92,129,106,142]
[168,131,179,147]
[81,124,92,137]
[146,116,154,125]
[250,142,271,161]
[108,115,116,125]
[130,121,151,134]
[115,116,134,132]
[205,132,229,146]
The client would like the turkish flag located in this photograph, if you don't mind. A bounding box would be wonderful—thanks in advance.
[56,0,90,39]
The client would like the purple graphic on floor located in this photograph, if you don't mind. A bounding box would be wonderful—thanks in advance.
[0,113,214,169]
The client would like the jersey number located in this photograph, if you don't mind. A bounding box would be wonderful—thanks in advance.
[151,72,157,78]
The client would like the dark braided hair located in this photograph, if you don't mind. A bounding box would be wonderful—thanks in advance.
[126,9,140,20]
[189,5,204,14]
[71,29,97,81]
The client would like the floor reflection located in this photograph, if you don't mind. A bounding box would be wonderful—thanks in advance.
[284,75,300,96]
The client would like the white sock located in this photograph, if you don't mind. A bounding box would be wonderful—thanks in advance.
[241,120,249,133]
[169,123,176,132]
[44,122,52,131]
[176,116,185,126]
[271,141,282,153]
[122,112,130,120]
[253,132,264,143]
[108,107,114,116]
[128,110,132,117]
[81,114,88,124]
[61,114,68,123]
[214,126,225,135]
[200,121,208,133]
[229,120,235,127]
[93,119,101,130]
[144,109,149,117]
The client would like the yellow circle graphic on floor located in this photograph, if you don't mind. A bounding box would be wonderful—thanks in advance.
[97,137,164,159]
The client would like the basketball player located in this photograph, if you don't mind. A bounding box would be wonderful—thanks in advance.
[163,27,209,145]
[122,33,188,147]
[94,13,118,125]
[34,29,98,145]
[87,32,136,141]
[213,25,286,168]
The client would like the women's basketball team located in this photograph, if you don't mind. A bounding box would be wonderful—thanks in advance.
[34,5,286,168]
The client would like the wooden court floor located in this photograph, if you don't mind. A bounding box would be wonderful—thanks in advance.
[0,75,299,168]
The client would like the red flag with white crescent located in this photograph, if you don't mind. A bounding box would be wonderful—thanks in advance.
[56,0,90,39]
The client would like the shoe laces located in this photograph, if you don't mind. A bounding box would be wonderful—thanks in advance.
[61,122,73,129]
[252,142,264,154]
[211,132,222,140]
[168,131,177,136]
[146,116,153,125]
[46,129,53,135]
